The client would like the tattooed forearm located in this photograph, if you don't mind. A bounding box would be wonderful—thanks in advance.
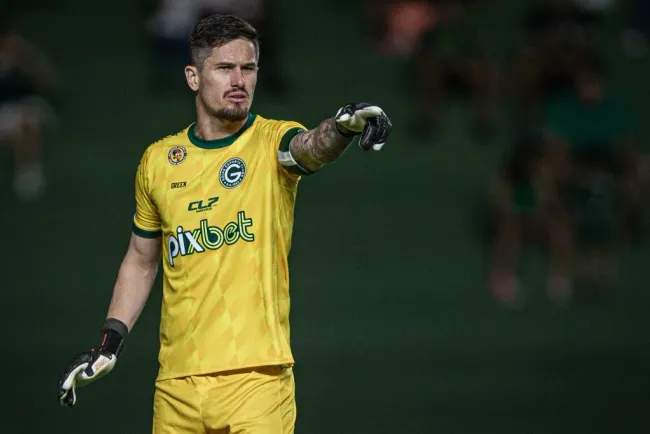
[289,118,353,172]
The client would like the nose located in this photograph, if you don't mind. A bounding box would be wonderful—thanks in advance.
[230,67,245,88]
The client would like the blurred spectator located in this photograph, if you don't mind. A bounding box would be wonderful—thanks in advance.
[543,57,642,298]
[361,0,435,57]
[0,15,57,201]
[144,0,196,91]
[359,0,390,52]
[486,135,572,307]
[145,0,287,95]
[410,0,498,140]
[512,0,602,127]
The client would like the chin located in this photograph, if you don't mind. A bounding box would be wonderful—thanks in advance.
[212,106,249,122]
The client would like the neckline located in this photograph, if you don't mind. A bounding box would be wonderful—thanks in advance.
[187,113,256,149]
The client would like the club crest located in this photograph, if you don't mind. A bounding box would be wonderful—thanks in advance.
[168,146,187,165]
[219,157,246,189]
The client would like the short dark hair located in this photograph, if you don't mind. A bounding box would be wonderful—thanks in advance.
[189,14,259,69]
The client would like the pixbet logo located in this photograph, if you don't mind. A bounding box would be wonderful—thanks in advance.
[167,211,254,266]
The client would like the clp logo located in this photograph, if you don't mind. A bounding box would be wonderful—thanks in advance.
[219,157,246,189]
[188,196,219,213]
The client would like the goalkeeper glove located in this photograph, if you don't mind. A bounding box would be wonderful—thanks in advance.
[57,318,127,407]
[335,103,392,151]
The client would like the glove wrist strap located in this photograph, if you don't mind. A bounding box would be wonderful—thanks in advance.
[100,318,128,357]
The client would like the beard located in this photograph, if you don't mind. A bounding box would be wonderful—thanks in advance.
[205,102,249,122]
[215,105,249,122]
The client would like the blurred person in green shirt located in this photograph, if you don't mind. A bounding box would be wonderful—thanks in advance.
[411,0,498,140]
[543,58,642,299]
[487,134,572,307]
[512,0,601,127]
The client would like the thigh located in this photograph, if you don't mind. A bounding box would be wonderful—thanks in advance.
[213,366,296,434]
[152,377,205,434]
[277,368,296,434]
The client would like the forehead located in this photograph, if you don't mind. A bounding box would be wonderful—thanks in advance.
[206,39,257,64]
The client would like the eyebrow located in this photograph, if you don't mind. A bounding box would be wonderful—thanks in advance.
[214,61,257,67]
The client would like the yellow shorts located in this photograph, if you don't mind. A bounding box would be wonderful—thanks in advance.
[152,365,296,434]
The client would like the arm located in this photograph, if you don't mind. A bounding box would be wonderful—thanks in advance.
[287,103,392,173]
[57,233,160,407]
[289,118,353,172]
[106,233,161,332]
[58,149,161,407]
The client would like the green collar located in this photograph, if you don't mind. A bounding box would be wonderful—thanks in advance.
[188,113,257,149]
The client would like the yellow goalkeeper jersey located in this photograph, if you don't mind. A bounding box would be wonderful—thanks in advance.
[133,113,308,381]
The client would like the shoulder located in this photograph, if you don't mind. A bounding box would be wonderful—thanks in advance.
[253,115,307,136]
[137,126,191,171]
[142,126,191,158]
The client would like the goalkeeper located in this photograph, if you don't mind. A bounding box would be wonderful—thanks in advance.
[57,13,392,434]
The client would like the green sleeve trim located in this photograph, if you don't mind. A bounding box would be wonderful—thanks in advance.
[132,223,162,239]
[279,127,303,152]
[278,127,313,176]
[284,163,312,176]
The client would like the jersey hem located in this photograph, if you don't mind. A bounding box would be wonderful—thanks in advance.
[154,358,296,382]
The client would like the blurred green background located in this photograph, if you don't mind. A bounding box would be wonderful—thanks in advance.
[2,0,650,433]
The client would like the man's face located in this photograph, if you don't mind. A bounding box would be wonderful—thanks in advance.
[185,38,258,122]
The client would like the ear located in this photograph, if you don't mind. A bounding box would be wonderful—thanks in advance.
[185,65,199,92]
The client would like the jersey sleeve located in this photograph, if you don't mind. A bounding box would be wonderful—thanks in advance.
[272,120,312,178]
[132,148,162,238]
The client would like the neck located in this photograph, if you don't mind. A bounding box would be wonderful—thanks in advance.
[194,105,249,141]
